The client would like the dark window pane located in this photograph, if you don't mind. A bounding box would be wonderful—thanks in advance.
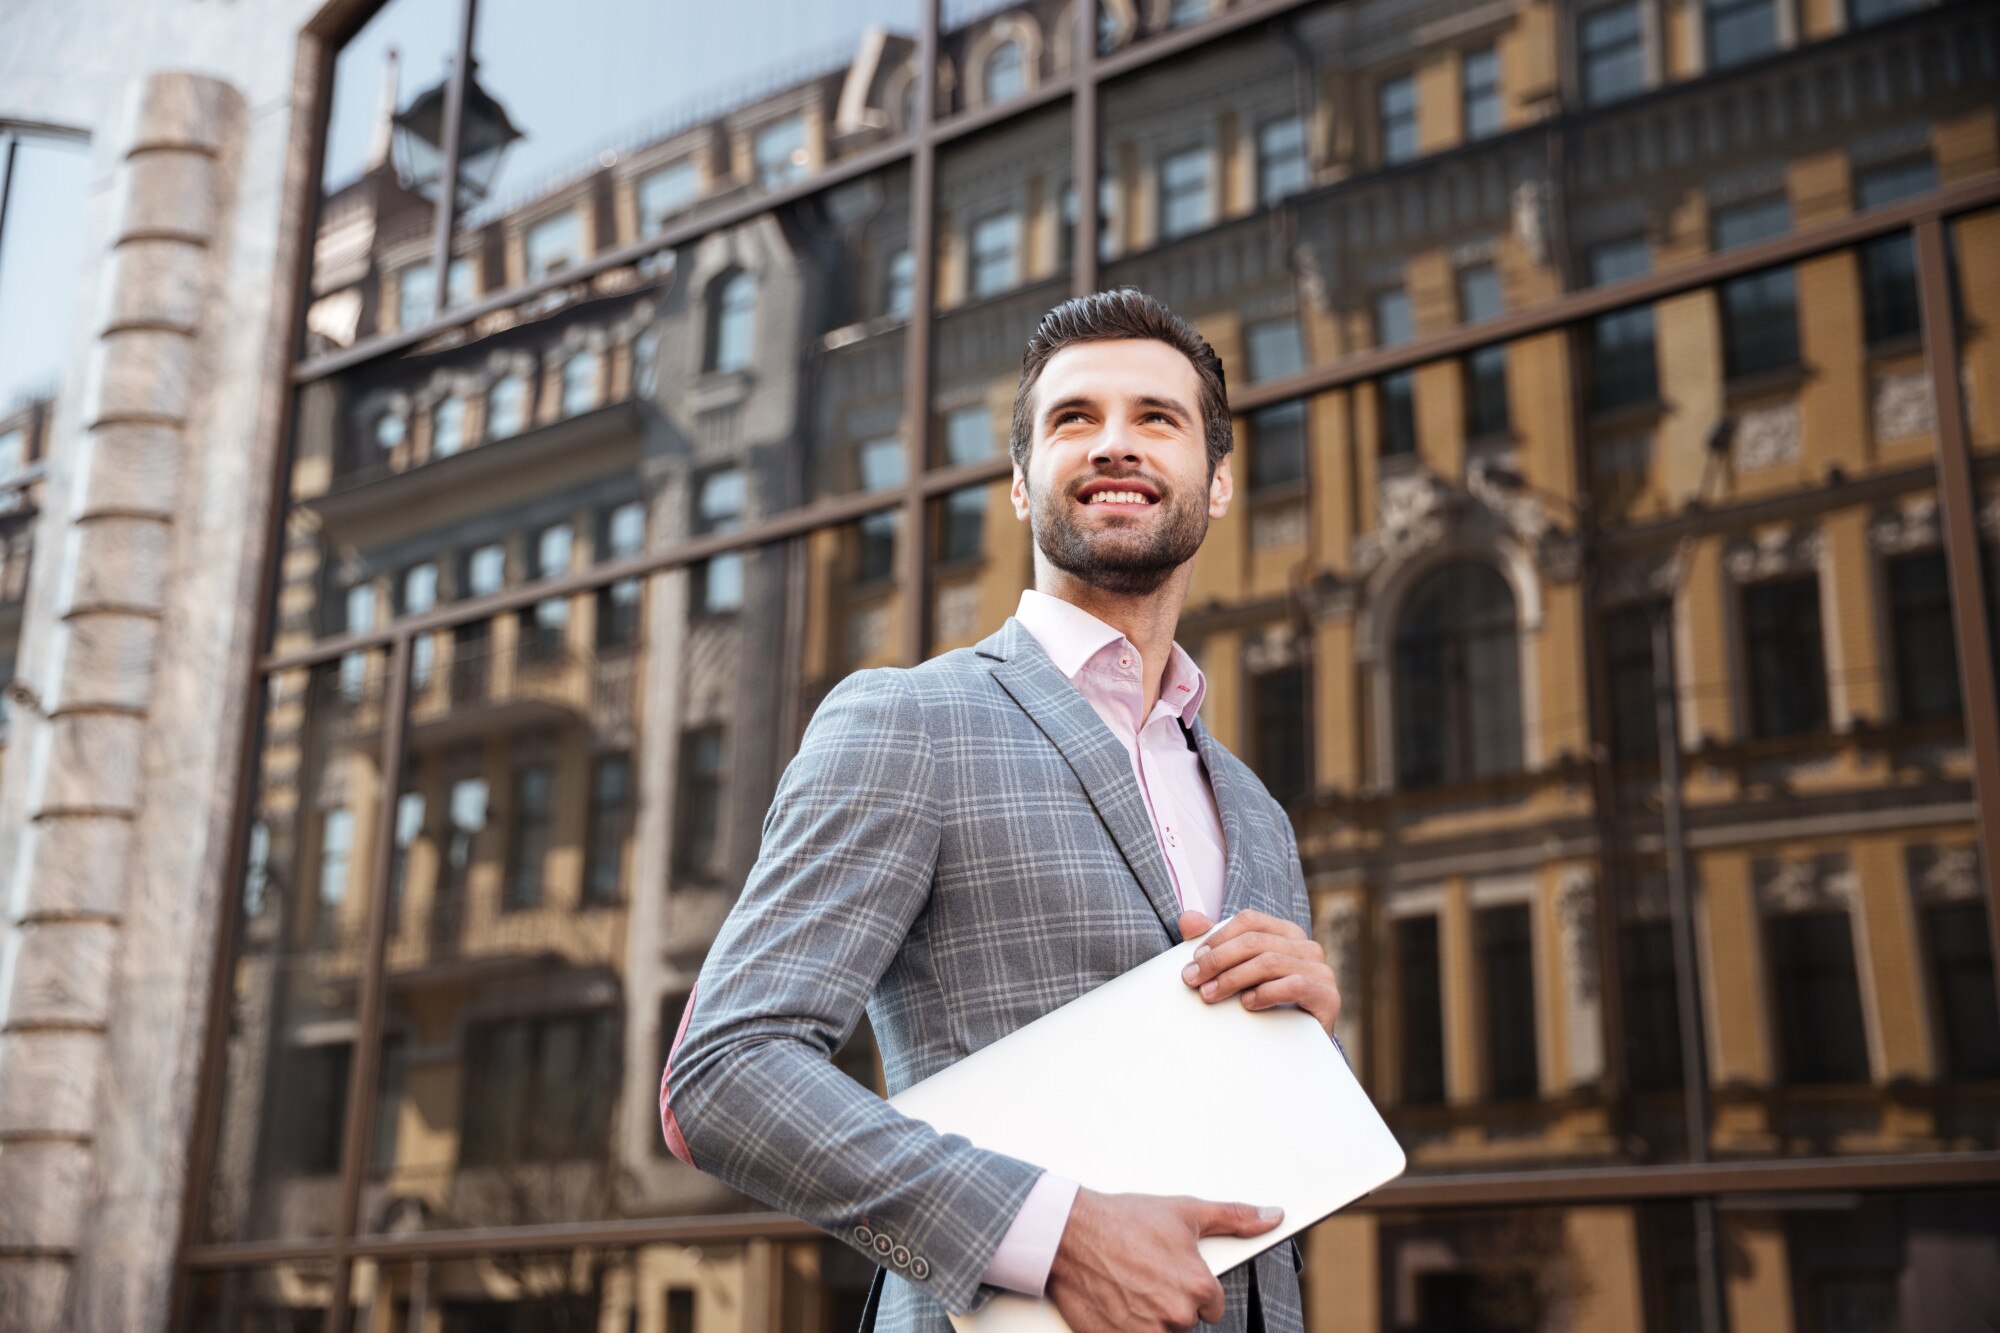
[1251,665,1309,806]
[1860,234,1922,346]
[1605,602,1663,760]
[1721,269,1800,378]
[1581,2,1646,105]
[1622,920,1685,1091]
[1380,74,1418,165]
[936,484,986,565]
[1927,901,2000,1079]
[1249,402,1308,490]
[1888,550,1961,721]
[1743,576,1829,738]
[1462,46,1501,140]
[1398,916,1447,1106]
[1706,0,1778,68]
[1479,904,1540,1101]
[675,724,725,879]
[1770,912,1871,1085]
[1396,563,1522,786]
[502,759,555,909]
[1257,116,1310,205]
[583,751,633,905]
[461,1011,620,1165]
[1587,237,1659,411]
[1379,371,1418,458]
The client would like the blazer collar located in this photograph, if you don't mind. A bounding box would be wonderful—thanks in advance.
[1188,714,1261,920]
[979,618,1186,941]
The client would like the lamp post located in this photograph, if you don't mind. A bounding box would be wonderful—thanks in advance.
[392,57,522,210]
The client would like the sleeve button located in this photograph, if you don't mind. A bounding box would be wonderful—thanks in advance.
[892,1244,911,1269]
[874,1233,893,1257]
[911,1256,930,1280]
[853,1225,874,1248]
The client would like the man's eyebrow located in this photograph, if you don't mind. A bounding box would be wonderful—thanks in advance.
[1042,394,1097,422]
[1134,394,1192,420]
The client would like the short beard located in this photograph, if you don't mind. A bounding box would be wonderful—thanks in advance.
[1029,471,1209,597]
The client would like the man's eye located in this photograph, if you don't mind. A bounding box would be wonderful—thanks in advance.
[1142,412,1174,424]
[1055,411,1088,425]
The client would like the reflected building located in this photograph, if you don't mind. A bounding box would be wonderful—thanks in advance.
[1,0,1998,1331]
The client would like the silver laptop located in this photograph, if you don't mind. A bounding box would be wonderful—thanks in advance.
[888,918,1407,1333]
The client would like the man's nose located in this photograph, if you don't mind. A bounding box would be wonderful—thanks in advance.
[1090,417,1143,466]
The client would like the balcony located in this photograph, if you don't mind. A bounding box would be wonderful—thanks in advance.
[316,635,607,751]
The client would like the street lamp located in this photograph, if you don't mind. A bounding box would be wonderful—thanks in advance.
[393,58,522,208]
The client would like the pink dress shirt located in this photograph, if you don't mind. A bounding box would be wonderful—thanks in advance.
[980,589,1229,1296]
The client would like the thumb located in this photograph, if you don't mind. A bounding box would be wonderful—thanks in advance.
[1191,1199,1284,1239]
[1179,910,1216,942]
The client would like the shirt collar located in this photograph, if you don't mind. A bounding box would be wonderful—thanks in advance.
[1014,589,1208,725]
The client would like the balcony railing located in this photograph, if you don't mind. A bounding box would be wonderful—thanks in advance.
[316,637,606,748]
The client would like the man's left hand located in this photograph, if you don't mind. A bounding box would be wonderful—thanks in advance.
[1178,910,1340,1037]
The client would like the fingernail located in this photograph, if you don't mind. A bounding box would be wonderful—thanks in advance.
[1257,1206,1283,1221]
[1194,945,1211,961]
[1181,963,1200,984]
[1201,981,1217,998]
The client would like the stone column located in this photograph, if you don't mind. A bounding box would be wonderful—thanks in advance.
[0,73,248,1331]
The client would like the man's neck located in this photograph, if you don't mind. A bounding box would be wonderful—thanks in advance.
[1033,561,1192,719]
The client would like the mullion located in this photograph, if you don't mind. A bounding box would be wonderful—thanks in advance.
[900,0,940,665]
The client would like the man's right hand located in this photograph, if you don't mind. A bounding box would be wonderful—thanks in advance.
[1044,1187,1282,1332]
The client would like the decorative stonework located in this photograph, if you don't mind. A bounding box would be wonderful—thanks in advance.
[1512,179,1549,268]
[1867,495,1942,555]
[1249,499,1306,551]
[1354,469,1456,578]
[1557,869,1605,1086]
[1904,843,1982,905]
[1723,524,1823,582]
[1243,622,1303,674]
[1871,368,1935,442]
[1598,553,1677,604]
[1314,894,1363,1062]
[1752,853,1859,915]
[1731,399,1802,471]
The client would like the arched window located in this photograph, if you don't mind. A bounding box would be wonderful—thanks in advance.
[706,270,757,373]
[431,396,466,459]
[561,349,600,416]
[983,40,1026,104]
[1393,562,1522,788]
[486,374,528,439]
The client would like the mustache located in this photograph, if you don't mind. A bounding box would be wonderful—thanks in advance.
[1065,469,1170,500]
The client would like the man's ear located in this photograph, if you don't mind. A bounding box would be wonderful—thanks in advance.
[1208,454,1234,519]
[1011,460,1031,521]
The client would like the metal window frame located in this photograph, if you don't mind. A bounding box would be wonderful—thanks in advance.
[170,0,2000,1322]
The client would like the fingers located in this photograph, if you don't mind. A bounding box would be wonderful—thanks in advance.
[1177,910,1216,942]
[1240,973,1342,1033]
[1181,931,1325,994]
[1190,1198,1284,1238]
[1195,1272,1227,1326]
[1198,909,1305,950]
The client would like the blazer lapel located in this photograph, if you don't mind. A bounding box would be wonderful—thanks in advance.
[1191,717,1260,920]
[980,619,1185,942]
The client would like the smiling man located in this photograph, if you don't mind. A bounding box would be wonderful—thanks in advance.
[663,289,1340,1333]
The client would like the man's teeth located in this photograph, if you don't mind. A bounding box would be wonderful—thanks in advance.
[1085,490,1151,504]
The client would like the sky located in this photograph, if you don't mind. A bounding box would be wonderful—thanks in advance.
[320,0,925,213]
[0,135,92,416]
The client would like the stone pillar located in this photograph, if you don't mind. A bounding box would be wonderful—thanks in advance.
[0,72,248,1331]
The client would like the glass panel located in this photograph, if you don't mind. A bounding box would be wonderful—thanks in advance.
[352,1239,879,1333]
[178,1261,337,1333]
[305,0,460,352]
[1955,207,2000,452]
[929,479,1034,654]
[940,0,1075,122]
[458,0,920,294]
[288,168,910,639]
[932,105,1070,468]
[201,654,393,1243]
[0,133,92,414]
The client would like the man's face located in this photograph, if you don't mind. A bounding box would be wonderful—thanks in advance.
[1011,338,1233,596]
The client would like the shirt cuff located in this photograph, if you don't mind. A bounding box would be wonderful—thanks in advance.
[979,1171,1081,1296]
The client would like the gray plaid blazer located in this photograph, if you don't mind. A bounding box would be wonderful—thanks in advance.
[667,616,1311,1333]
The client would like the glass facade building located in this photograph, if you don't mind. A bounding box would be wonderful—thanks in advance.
[2,0,2000,1330]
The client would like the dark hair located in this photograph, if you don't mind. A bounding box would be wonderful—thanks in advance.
[1009,288,1233,473]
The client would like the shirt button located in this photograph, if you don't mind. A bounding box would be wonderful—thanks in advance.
[1119,657,1131,668]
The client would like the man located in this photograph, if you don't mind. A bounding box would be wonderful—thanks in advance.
[662,289,1341,1333]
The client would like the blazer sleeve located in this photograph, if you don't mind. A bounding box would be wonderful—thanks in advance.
[664,667,1044,1315]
